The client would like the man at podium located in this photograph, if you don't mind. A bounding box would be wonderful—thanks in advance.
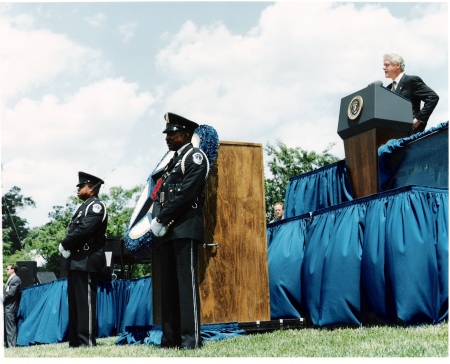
[383,52,439,134]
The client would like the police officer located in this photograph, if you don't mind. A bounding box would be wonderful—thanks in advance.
[59,172,108,348]
[151,112,209,349]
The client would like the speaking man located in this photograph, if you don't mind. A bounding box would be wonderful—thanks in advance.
[383,52,439,134]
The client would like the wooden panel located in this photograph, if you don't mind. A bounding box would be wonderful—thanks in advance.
[344,128,408,198]
[199,141,270,323]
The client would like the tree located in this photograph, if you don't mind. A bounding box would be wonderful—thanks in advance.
[2,186,36,255]
[100,185,143,237]
[264,140,340,222]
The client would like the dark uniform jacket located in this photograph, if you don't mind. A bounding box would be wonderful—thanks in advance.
[3,274,21,313]
[152,143,209,244]
[61,195,108,272]
[388,74,439,124]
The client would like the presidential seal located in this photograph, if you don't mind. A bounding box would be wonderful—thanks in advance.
[348,95,364,120]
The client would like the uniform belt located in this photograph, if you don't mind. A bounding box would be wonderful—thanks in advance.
[76,237,105,252]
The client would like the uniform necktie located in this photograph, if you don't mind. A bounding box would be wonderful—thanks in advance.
[392,81,397,92]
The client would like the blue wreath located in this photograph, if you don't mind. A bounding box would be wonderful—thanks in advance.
[123,124,219,258]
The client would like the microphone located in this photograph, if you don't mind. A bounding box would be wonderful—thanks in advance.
[368,80,383,86]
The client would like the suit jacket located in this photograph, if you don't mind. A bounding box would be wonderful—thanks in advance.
[3,274,21,313]
[61,195,108,272]
[388,74,439,124]
[152,143,208,244]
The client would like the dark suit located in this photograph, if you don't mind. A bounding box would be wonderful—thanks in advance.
[388,74,439,133]
[3,273,21,347]
[152,143,208,349]
[61,195,107,347]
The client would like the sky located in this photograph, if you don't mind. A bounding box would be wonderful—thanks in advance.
[1,1,448,229]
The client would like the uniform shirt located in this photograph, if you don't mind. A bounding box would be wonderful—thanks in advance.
[152,142,209,243]
[61,195,108,272]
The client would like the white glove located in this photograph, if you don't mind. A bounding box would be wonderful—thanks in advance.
[150,218,168,237]
[59,243,71,258]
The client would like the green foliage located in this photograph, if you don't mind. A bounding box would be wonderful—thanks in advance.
[22,196,79,277]
[4,322,448,357]
[2,186,36,254]
[264,140,340,222]
[100,185,143,237]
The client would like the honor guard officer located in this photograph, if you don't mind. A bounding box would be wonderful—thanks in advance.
[151,112,209,349]
[59,172,108,348]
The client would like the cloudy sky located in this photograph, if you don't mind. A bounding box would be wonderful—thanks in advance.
[1,1,448,228]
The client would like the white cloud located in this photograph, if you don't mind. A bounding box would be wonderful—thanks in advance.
[2,78,154,159]
[118,21,139,43]
[1,11,155,227]
[84,13,107,27]
[0,13,113,99]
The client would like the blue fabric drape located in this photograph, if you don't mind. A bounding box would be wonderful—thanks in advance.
[378,122,448,191]
[115,323,246,346]
[120,276,153,332]
[302,201,365,327]
[267,214,310,319]
[17,279,69,346]
[16,277,153,346]
[96,279,131,337]
[298,186,447,327]
[361,187,446,325]
[284,160,353,218]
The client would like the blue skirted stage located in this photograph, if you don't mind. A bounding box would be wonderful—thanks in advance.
[14,123,448,346]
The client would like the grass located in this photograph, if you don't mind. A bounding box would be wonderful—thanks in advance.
[4,322,448,358]
[4,323,448,358]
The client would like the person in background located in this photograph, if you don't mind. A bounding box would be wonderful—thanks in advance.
[270,202,284,223]
[3,263,21,348]
[59,172,108,348]
[383,52,439,134]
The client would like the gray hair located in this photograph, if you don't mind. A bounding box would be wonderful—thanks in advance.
[384,53,405,71]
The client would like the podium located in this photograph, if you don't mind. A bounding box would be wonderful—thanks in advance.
[337,84,413,198]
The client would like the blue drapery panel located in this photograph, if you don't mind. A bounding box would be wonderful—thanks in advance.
[299,186,448,327]
[378,121,448,191]
[361,188,448,325]
[17,279,69,346]
[120,276,153,332]
[284,160,353,218]
[115,322,246,346]
[267,214,310,319]
[302,202,365,327]
[16,276,153,346]
[97,279,131,337]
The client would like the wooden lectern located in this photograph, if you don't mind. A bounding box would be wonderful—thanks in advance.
[152,141,270,324]
[337,84,413,198]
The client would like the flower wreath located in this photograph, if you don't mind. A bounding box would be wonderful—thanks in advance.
[123,124,219,258]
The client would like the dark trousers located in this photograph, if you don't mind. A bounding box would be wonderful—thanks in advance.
[160,238,202,349]
[67,270,98,347]
[4,312,17,347]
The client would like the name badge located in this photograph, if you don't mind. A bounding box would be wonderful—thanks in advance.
[160,192,165,204]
